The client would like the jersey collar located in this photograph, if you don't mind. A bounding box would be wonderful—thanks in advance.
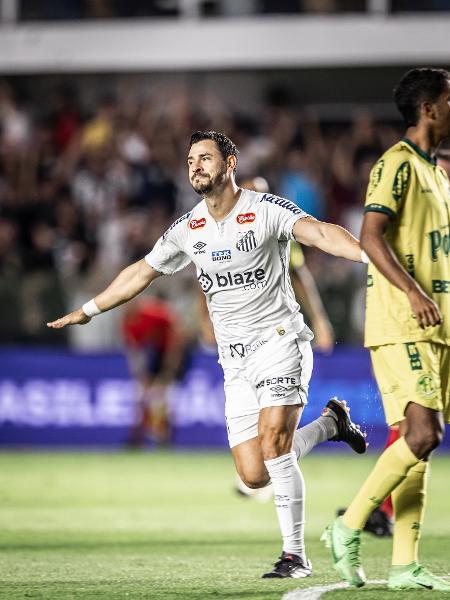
[402,137,437,166]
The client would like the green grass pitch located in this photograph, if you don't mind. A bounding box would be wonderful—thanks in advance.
[0,451,449,599]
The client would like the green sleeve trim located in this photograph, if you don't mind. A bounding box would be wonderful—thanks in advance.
[364,204,396,219]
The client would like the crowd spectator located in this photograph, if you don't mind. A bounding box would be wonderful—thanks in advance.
[0,77,400,347]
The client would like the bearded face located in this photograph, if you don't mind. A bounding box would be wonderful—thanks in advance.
[188,140,231,196]
[190,162,227,195]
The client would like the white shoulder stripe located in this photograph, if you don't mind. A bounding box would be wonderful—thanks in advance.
[162,211,192,240]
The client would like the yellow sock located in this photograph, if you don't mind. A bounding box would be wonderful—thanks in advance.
[343,437,419,530]
[391,460,428,565]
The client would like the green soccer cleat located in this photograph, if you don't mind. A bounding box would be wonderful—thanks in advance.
[388,563,450,591]
[321,517,366,587]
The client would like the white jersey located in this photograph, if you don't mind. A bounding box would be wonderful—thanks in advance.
[145,188,313,365]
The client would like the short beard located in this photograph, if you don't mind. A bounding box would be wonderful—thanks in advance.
[191,167,227,196]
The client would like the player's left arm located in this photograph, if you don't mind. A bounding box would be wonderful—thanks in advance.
[292,216,363,262]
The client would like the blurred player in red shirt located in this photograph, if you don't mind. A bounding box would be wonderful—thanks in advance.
[122,293,186,446]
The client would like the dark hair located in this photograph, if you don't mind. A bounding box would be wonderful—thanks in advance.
[189,131,239,171]
[394,68,450,127]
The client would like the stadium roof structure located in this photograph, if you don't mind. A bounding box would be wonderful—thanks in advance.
[0,14,450,74]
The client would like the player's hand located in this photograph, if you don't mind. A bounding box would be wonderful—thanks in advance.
[406,286,442,328]
[47,308,91,329]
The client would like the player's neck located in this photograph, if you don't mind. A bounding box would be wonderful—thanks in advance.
[404,126,442,158]
[204,181,242,221]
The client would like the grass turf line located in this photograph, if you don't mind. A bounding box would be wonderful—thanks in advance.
[0,451,449,599]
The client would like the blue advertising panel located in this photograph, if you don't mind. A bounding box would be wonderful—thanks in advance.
[0,347,448,449]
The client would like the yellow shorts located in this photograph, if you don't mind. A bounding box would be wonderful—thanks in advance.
[370,341,450,426]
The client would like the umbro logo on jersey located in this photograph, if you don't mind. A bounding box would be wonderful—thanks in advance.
[193,241,207,255]
[189,217,206,230]
[236,212,256,224]
[236,230,257,252]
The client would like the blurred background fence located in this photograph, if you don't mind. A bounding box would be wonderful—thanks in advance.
[1,0,449,448]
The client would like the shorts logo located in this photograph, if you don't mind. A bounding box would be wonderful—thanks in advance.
[236,230,257,252]
[270,385,287,394]
[229,339,267,359]
[212,249,231,262]
[189,217,206,230]
[405,343,422,371]
[416,373,436,399]
[230,344,245,358]
[193,241,207,255]
[236,212,256,224]
[256,377,297,389]
[198,268,213,293]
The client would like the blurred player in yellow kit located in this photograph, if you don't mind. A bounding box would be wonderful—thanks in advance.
[242,177,334,354]
[325,67,450,590]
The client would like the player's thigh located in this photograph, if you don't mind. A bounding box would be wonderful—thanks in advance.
[249,337,313,409]
[440,343,450,425]
[370,342,443,426]
[231,437,268,488]
[224,367,260,452]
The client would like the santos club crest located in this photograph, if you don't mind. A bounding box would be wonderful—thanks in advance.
[236,230,257,252]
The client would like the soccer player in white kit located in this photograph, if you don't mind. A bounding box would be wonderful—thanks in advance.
[48,131,367,579]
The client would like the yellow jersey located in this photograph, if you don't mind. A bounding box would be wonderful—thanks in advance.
[290,241,305,270]
[364,138,450,348]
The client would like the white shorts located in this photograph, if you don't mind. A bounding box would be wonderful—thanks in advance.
[223,334,313,448]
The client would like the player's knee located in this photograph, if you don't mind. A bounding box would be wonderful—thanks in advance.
[406,427,443,459]
[244,477,269,490]
[260,426,290,460]
[241,474,269,489]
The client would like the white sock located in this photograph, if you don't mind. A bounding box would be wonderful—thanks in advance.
[292,415,337,460]
[264,451,306,559]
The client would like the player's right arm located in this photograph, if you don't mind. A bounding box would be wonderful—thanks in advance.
[47,259,161,329]
[362,150,441,329]
[361,212,441,329]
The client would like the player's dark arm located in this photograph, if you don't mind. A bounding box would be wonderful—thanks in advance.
[47,259,161,329]
[293,216,362,262]
[361,211,441,328]
[289,264,334,353]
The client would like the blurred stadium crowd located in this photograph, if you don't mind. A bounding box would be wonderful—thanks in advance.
[0,76,403,348]
[17,0,450,20]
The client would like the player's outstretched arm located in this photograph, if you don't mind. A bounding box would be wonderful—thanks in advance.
[290,263,334,353]
[47,259,161,329]
[360,211,441,328]
[293,216,362,262]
